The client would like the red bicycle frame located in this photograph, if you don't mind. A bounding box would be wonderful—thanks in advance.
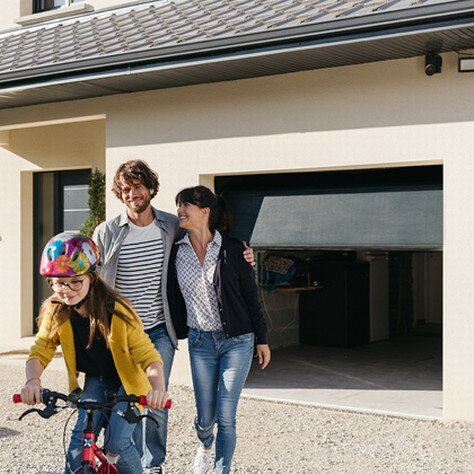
[79,404,121,473]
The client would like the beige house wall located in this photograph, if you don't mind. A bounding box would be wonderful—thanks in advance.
[0,53,473,420]
[2,1,22,29]
[0,120,105,339]
[1,0,139,30]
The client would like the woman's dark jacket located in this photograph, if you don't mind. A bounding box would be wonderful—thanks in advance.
[167,234,268,344]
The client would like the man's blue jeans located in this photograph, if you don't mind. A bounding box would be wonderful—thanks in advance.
[65,375,142,474]
[133,323,175,469]
[188,328,254,474]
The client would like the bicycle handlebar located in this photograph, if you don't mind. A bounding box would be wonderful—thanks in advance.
[13,389,172,410]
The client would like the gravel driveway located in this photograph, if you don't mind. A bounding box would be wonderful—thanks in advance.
[1,361,474,473]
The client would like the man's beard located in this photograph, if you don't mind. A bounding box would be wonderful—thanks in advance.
[126,196,151,214]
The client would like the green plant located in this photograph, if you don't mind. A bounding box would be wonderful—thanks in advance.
[80,168,106,237]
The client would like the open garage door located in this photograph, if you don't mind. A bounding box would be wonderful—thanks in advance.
[217,166,443,418]
[216,166,442,250]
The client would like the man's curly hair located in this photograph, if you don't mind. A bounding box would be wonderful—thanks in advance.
[112,160,160,201]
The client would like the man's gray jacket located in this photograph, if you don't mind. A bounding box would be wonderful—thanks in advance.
[92,206,183,348]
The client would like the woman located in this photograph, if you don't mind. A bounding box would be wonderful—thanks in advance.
[168,186,271,474]
[20,232,169,474]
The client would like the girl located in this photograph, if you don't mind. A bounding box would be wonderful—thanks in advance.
[20,232,169,474]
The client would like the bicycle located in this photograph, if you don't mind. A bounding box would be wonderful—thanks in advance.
[13,388,171,473]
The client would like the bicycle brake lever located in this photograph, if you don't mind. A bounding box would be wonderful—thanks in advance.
[18,394,60,420]
[126,412,160,429]
[120,405,160,428]
[139,413,160,429]
[37,405,58,419]
[19,408,43,421]
[121,407,142,424]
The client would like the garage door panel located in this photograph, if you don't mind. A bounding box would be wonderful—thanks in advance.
[249,188,442,248]
[218,167,442,250]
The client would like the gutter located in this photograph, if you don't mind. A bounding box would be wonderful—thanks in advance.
[1,0,474,88]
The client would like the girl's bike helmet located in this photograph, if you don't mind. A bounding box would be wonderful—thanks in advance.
[40,232,100,277]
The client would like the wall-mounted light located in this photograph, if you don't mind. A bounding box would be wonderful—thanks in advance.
[425,53,442,76]
[459,56,474,72]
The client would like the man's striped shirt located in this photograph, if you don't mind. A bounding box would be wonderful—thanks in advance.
[115,220,165,330]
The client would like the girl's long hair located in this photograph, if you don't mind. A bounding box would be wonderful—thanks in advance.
[38,271,135,349]
[175,185,232,234]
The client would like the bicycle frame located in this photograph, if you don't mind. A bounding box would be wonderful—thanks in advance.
[80,408,119,474]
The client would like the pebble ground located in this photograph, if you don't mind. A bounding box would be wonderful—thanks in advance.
[1,361,474,473]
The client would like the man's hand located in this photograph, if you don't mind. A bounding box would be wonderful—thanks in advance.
[242,241,256,267]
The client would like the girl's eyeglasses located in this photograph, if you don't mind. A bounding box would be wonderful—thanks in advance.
[48,278,85,292]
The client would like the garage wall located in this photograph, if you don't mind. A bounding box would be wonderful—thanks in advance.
[413,252,442,327]
[444,145,474,421]
[1,52,474,420]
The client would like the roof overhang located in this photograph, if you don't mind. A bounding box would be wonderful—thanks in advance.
[1,2,474,109]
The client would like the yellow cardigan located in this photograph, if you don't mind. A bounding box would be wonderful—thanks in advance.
[28,301,163,397]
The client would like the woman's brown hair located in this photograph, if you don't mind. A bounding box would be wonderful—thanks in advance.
[175,185,232,234]
[38,271,136,349]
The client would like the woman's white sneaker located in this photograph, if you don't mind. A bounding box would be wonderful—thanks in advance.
[193,446,212,474]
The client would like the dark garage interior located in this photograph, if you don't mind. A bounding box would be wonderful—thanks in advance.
[216,166,443,418]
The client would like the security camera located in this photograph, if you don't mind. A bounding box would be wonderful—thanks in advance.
[425,53,442,76]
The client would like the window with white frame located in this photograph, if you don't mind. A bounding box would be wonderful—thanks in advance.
[34,0,83,13]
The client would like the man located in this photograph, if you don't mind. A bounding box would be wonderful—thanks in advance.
[93,160,254,473]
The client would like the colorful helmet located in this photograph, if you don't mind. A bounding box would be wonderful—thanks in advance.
[40,232,100,277]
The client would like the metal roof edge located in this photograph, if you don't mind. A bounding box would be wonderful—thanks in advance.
[1,15,471,96]
[1,0,473,87]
